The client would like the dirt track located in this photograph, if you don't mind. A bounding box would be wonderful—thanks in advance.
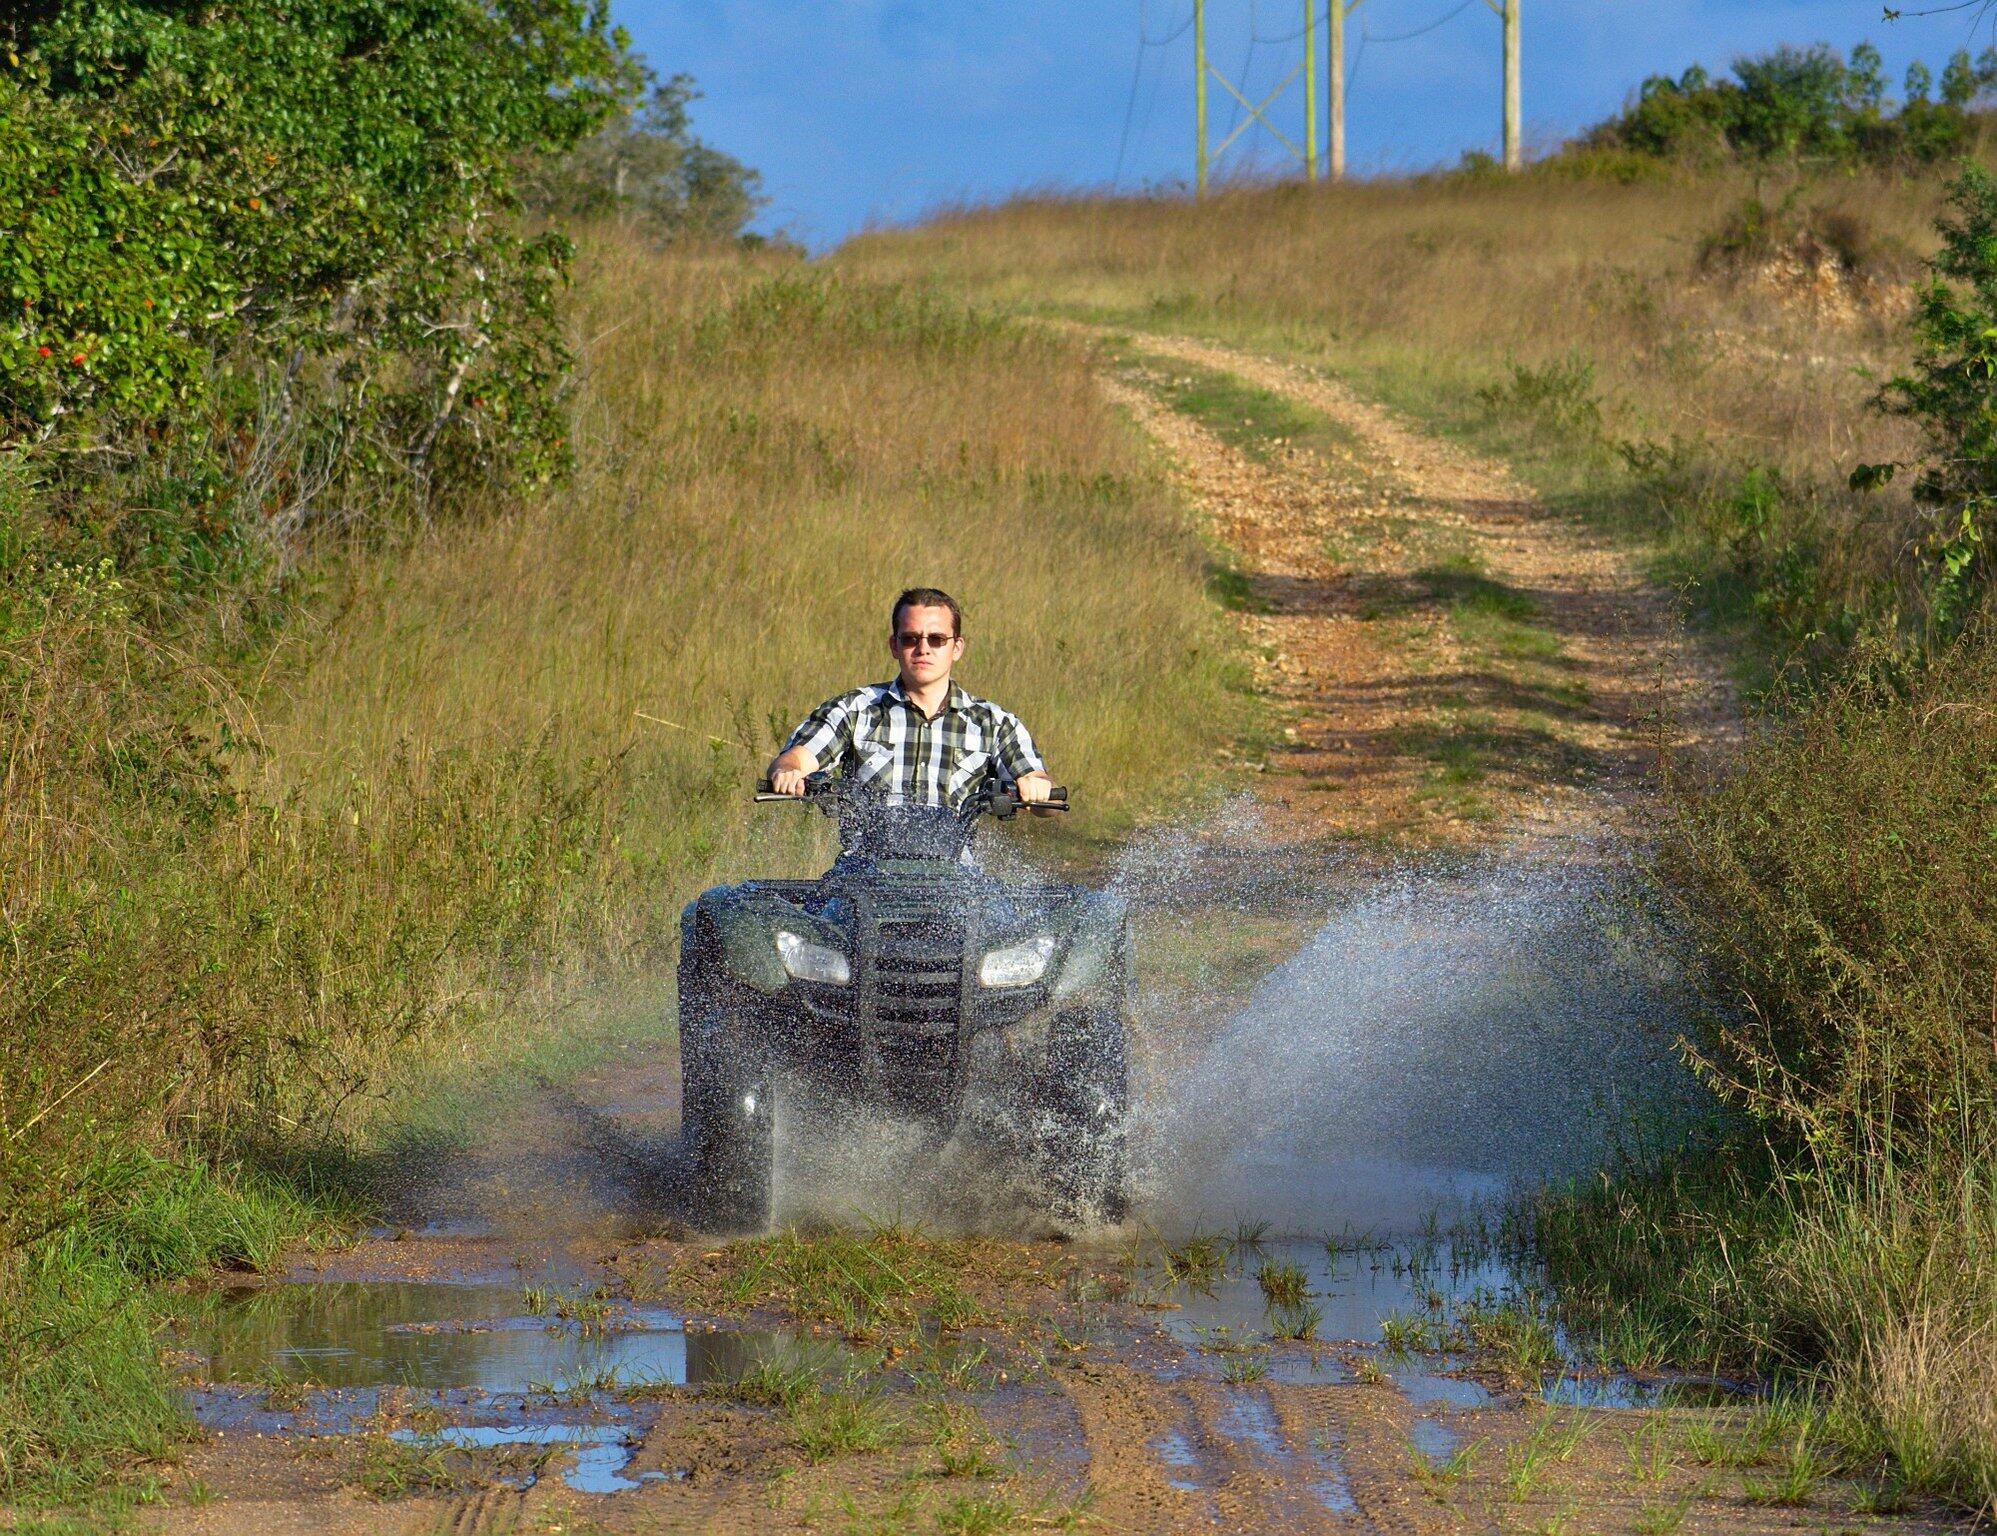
[127,338,1956,1536]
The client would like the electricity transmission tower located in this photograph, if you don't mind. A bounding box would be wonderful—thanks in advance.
[1192,0,1321,192]
[1192,0,1521,189]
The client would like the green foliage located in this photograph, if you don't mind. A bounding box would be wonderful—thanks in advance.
[1586,41,1995,167]
[1875,165,1997,637]
[523,66,764,244]
[1475,355,1603,440]
[1660,637,1997,1164]
[0,1152,321,1503]
[3,0,637,538]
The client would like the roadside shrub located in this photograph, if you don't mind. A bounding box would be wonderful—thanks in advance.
[1659,634,1997,1168]
[3,0,634,556]
[1475,354,1604,440]
[1866,164,1997,638]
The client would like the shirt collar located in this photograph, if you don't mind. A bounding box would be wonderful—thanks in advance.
[886,678,969,719]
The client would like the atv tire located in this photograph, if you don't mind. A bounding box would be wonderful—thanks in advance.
[1040,1002,1131,1225]
[677,944,774,1234]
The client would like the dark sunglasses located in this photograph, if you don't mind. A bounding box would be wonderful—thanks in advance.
[894,630,957,651]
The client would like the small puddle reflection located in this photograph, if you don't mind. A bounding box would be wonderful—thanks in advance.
[1391,1365,1496,1410]
[390,1423,670,1494]
[1308,1438,1359,1517]
[1543,1374,1751,1410]
[174,1281,817,1394]
[1150,1427,1205,1491]
[1408,1417,1459,1465]
[1215,1389,1288,1465]
[1146,1237,1514,1355]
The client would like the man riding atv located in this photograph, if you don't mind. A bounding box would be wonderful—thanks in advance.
[676,588,1132,1231]
[766,587,1058,821]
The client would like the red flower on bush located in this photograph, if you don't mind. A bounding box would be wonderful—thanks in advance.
[37,345,51,357]
[71,352,86,366]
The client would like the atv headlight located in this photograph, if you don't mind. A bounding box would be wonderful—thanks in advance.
[979,934,1056,989]
[775,929,851,985]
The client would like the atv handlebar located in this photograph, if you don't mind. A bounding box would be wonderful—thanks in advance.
[755,774,1067,818]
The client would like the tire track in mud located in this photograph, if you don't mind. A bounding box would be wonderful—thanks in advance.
[1060,1363,1362,1533]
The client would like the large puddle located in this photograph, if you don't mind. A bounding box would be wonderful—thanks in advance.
[174,1281,813,1394]
[1128,1233,1744,1411]
[170,1281,837,1493]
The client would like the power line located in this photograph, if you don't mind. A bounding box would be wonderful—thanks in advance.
[1113,39,1148,183]
[1141,0,1196,47]
[1116,1,1197,186]
[1362,0,1478,46]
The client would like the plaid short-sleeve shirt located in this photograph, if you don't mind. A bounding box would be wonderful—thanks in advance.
[783,680,1046,810]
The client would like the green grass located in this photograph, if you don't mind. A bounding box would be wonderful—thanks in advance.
[671,1223,1036,1342]
[1121,348,1361,467]
[0,1152,331,1507]
[788,1389,902,1463]
[1255,1260,1307,1307]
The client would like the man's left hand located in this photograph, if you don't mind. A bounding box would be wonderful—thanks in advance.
[1017,771,1055,811]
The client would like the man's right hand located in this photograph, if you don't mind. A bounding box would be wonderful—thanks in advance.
[767,746,819,797]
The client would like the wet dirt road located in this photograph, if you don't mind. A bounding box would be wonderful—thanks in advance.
[130,338,1958,1535]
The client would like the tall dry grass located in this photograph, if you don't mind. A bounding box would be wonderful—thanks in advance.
[267,230,1245,913]
[845,165,1986,649]
[845,169,1930,472]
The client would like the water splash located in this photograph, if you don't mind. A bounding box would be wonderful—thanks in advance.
[1127,820,1698,1235]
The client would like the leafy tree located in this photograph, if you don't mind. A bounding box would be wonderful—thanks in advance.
[1585,41,1992,169]
[1731,44,1858,158]
[525,68,765,244]
[2,0,640,551]
[1864,167,1997,634]
[1940,48,1981,108]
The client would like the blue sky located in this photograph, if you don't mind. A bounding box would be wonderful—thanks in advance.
[615,2,1997,249]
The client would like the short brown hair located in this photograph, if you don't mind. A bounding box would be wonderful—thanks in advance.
[890,587,963,637]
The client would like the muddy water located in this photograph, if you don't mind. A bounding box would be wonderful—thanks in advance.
[171,1283,836,1494]
[175,1281,816,1394]
[161,847,1733,1519]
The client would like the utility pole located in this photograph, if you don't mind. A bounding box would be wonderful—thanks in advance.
[1327,0,1362,181]
[1496,0,1521,170]
[1195,0,1209,193]
[1302,0,1318,179]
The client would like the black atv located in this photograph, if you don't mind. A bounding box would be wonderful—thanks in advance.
[676,774,1132,1232]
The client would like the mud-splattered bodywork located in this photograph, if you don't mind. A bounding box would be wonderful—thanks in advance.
[678,841,1132,1229]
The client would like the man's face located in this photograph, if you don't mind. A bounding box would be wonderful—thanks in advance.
[889,604,965,689]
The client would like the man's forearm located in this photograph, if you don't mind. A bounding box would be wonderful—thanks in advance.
[767,746,819,795]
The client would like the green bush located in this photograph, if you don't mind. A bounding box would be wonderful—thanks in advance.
[3,0,635,553]
[1582,41,1995,169]
[1867,165,1997,637]
[1659,636,1997,1167]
